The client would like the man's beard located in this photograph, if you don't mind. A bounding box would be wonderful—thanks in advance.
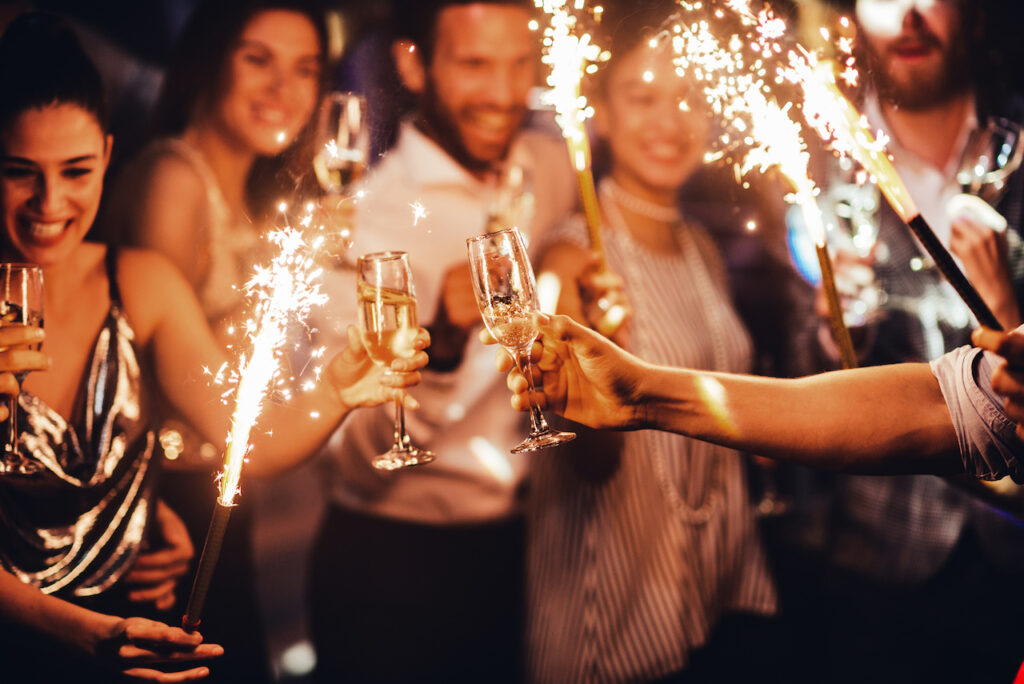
[414,77,526,175]
[862,29,972,110]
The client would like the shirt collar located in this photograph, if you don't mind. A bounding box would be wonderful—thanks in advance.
[394,119,530,191]
[864,91,978,178]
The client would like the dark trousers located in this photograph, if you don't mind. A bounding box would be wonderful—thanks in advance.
[309,505,524,684]
[771,527,1024,684]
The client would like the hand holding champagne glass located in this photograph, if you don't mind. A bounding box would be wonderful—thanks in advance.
[0,263,43,458]
[956,117,1023,205]
[357,251,434,470]
[467,228,575,453]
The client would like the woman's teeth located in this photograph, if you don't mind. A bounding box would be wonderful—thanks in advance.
[28,221,66,239]
[254,105,286,125]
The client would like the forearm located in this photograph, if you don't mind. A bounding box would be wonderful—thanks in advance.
[0,569,117,658]
[637,363,961,474]
[232,383,349,478]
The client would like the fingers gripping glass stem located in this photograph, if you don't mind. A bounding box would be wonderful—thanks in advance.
[467,228,574,453]
[512,347,548,435]
[356,251,434,470]
[0,264,43,464]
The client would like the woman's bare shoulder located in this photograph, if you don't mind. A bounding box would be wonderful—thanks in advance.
[137,146,207,198]
[114,246,199,341]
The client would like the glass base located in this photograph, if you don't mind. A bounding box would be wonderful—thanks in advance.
[511,428,576,454]
[372,446,435,471]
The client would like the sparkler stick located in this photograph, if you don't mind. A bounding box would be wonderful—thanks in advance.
[798,63,1003,331]
[743,89,857,367]
[183,222,327,632]
[670,1,1001,331]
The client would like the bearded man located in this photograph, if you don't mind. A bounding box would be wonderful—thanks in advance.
[307,2,576,683]
[787,1,1024,681]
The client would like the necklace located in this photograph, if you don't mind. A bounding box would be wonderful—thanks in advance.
[603,177,683,224]
[599,180,726,525]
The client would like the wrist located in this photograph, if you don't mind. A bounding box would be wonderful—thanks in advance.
[70,607,122,658]
[634,364,702,435]
[631,361,668,430]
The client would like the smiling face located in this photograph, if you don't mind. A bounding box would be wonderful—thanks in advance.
[208,9,322,156]
[0,104,109,265]
[596,42,708,202]
[855,0,969,109]
[416,4,537,173]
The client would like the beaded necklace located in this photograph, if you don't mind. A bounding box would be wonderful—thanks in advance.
[599,179,726,525]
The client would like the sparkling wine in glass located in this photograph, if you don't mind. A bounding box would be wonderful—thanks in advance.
[0,264,43,457]
[314,92,369,196]
[956,117,1024,205]
[356,252,434,470]
[467,228,575,453]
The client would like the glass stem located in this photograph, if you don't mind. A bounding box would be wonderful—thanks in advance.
[393,393,408,451]
[513,348,549,435]
[7,393,16,452]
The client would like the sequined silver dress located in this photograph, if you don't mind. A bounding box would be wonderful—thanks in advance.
[0,250,158,598]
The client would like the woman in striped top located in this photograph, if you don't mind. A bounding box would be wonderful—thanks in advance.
[530,3,777,681]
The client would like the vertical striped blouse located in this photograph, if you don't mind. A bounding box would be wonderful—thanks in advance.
[528,190,777,683]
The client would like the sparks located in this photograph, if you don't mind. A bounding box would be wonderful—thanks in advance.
[535,0,611,269]
[410,201,428,226]
[214,218,328,506]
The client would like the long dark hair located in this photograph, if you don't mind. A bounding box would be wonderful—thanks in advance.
[0,11,107,134]
[153,0,329,218]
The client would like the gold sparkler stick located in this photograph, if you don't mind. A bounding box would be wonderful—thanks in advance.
[741,87,857,367]
[815,242,856,368]
[573,140,608,270]
[183,222,327,632]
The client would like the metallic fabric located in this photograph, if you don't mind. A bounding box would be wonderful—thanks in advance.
[0,305,157,598]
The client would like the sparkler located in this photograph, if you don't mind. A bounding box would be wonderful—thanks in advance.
[665,5,857,366]
[183,217,328,632]
[793,58,1003,330]
[684,0,1001,330]
[536,0,607,264]
[742,87,856,367]
[536,1,627,336]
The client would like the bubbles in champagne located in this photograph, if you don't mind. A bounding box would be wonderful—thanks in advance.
[483,295,538,350]
[357,281,418,366]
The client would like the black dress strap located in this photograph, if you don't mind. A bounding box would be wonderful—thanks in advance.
[104,247,122,308]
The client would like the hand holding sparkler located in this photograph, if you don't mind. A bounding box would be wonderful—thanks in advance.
[537,0,626,337]
[973,325,1024,442]
[95,616,223,681]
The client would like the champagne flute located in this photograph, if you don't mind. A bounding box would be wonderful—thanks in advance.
[356,252,434,470]
[314,91,369,196]
[0,264,43,458]
[467,228,575,453]
[956,117,1024,205]
[314,92,369,257]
